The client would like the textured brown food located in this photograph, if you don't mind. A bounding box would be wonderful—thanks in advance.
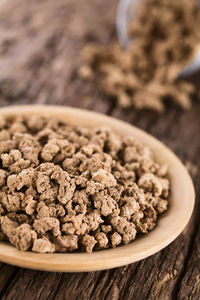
[0,114,169,253]
[80,0,200,111]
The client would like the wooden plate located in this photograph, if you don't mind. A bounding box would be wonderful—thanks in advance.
[0,105,195,272]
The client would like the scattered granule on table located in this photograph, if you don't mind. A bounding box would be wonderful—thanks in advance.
[79,0,200,112]
[0,114,169,253]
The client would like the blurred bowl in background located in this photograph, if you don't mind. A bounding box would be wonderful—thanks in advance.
[116,0,200,77]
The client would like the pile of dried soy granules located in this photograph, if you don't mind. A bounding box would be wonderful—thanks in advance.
[79,0,200,112]
[0,114,169,253]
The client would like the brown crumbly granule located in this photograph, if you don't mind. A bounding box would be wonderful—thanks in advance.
[80,0,200,112]
[0,114,169,253]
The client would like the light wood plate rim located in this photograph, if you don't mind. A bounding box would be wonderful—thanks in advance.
[0,105,195,272]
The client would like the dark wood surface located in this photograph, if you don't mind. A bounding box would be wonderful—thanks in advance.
[0,0,199,299]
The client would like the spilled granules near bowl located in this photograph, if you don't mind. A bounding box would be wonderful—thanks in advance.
[79,0,200,112]
[0,114,169,253]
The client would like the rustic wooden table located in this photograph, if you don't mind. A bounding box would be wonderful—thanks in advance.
[0,0,199,299]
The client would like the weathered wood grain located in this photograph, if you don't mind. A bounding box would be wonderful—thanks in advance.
[178,224,200,300]
[0,264,16,295]
[0,0,199,299]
